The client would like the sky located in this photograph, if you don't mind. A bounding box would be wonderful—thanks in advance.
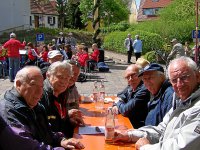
[135,0,140,10]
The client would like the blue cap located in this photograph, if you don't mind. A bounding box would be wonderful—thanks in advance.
[138,63,164,77]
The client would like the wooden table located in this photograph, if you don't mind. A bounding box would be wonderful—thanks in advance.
[74,97,136,150]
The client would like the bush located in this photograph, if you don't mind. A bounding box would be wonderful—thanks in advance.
[103,30,165,54]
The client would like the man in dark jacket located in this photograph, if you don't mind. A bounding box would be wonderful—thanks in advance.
[139,63,174,126]
[41,61,84,138]
[112,64,150,128]
[0,66,84,149]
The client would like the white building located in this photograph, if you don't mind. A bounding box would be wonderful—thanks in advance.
[0,0,31,34]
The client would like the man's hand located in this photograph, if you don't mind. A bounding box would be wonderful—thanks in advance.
[112,106,119,115]
[68,109,85,126]
[61,138,85,149]
[135,137,150,150]
[113,130,129,142]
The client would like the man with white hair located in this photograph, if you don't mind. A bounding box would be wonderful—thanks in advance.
[40,61,84,138]
[3,32,26,82]
[0,66,84,149]
[133,35,142,61]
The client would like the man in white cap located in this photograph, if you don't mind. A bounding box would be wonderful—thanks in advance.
[40,50,63,79]
[167,38,185,62]
[3,32,26,82]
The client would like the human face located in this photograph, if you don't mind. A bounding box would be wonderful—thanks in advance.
[48,55,63,64]
[68,65,80,87]
[48,68,71,95]
[142,71,163,95]
[17,71,43,109]
[169,61,199,100]
[124,66,141,90]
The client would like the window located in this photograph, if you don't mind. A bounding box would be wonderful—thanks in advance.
[48,16,55,25]
[30,16,32,26]
[143,8,160,16]
[152,0,159,2]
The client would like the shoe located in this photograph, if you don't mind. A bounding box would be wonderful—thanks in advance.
[10,80,14,82]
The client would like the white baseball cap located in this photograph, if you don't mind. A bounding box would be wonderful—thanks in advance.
[48,50,62,58]
[10,32,16,38]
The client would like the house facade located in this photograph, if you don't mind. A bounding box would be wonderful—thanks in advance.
[0,0,30,34]
[30,0,58,28]
[137,0,172,22]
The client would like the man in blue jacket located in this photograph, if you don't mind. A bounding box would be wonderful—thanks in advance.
[112,64,150,128]
[139,63,174,126]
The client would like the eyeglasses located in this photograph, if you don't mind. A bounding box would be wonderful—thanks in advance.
[125,73,138,80]
[170,74,191,84]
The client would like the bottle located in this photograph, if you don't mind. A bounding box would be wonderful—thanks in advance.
[99,80,105,100]
[105,107,115,142]
[93,81,99,104]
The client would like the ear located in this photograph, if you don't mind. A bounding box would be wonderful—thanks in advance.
[196,70,200,84]
[46,72,50,79]
[15,80,22,91]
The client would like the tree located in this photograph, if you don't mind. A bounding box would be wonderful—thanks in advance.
[79,0,129,27]
[56,0,68,30]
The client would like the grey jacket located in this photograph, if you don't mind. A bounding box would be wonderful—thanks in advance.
[167,43,185,60]
[128,87,200,150]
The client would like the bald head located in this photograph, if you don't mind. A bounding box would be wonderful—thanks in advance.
[14,66,44,109]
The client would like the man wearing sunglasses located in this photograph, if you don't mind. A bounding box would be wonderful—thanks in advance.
[112,64,150,128]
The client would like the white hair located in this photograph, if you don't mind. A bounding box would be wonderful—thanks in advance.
[14,66,42,87]
[168,56,198,79]
[47,61,73,77]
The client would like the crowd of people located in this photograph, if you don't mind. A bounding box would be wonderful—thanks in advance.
[0,32,100,82]
[0,31,200,150]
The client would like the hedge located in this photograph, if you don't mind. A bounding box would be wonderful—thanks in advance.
[103,30,165,54]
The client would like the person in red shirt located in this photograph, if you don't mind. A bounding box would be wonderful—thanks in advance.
[90,43,100,62]
[39,45,49,62]
[87,43,100,71]
[78,46,89,67]
[3,32,26,82]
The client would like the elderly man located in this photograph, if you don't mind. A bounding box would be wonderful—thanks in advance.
[124,34,134,63]
[139,63,174,126]
[167,38,185,62]
[133,35,142,61]
[3,32,26,82]
[113,57,200,150]
[0,66,84,149]
[40,61,84,139]
[112,64,150,128]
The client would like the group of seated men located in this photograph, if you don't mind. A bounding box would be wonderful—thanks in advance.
[0,55,200,150]
[112,56,200,150]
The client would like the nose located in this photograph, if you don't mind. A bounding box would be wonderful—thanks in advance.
[175,78,184,86]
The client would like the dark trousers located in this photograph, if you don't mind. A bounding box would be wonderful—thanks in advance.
[135,52,141,61]
[127,50,133,63]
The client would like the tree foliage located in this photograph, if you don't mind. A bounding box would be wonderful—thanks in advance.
[129,0,196,44]
[79,0,129,26]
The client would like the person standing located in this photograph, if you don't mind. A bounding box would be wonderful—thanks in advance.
[133,35,142,61]
[124,34,133,63]
[3,32,26,82]
[167,38,185,62]
[56,32,66,47]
